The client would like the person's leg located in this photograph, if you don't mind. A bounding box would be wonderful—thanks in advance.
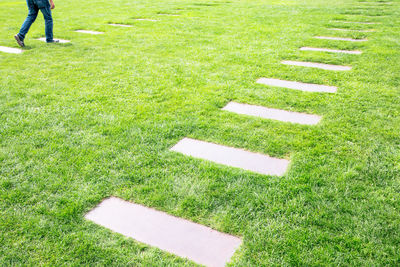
[18,0,39,41]
[40,5,53,42]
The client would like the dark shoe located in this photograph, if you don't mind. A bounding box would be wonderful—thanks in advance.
[14,34,25,47]
[47,40,59,43]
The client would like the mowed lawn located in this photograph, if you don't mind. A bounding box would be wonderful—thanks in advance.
[1,0,399,265]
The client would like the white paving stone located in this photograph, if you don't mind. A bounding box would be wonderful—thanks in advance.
[300,47,362,54]
[37,37,70,43]
[329,28,376,32]
[75,30,104,35]
[281,60,352,71]
[314,36,367,42]
[86,197,242,267]
[108,23,133,27]
[222,102,321,125]
[171,138,289,176]
[333,20,380,24]
[359,1,392,3]
[158,13,180,16]
[134,18,158,21]
[0,46,23,54]
[257,78,337,93]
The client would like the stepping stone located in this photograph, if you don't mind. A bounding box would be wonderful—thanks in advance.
[314,36,367,42]
[108,23,133,27]
[222,102,321,125]
[281,60,352,71]
[37,37,70,43]
[86,197,242,267]
[329,28,376,32]
[158,13,180,16]
[75,30,104,35]
[134,18,158,21]
[359,1,392,3]
[333,20,380,24]
[300,47,362,54]
[171,138,289,176]
[256,78,337,93]
[0,46,23,54]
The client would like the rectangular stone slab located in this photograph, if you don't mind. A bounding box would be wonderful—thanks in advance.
[0,46,23,54]
[158,13,180,16]
[222,102,321,125]
[281,60,352,71]
[329,28,376,32]
[300,47,362,54]
[86,197,242,267]
[171,138,289,176]
[314,36,367,42]
[363,15,386,18]
[108,23,133,27]
[37,37,70,43]
[134,18,158,21]
[333,20,380,24]
[257,78,337,93]
[359,1,392,3]
[75,30,104,35]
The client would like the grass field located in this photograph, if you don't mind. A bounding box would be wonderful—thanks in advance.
[1,0,400,265]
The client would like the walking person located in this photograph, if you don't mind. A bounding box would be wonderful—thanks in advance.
[14,0,59,47]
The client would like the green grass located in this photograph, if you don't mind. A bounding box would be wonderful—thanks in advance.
[1,0,399,265]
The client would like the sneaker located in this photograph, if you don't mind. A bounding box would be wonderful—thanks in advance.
[47,40,60,43]
[14,34,25,47]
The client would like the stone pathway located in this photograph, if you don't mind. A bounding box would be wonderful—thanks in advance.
[81,1,386,265]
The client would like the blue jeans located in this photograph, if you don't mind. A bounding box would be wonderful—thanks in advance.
[18,0,53,42]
